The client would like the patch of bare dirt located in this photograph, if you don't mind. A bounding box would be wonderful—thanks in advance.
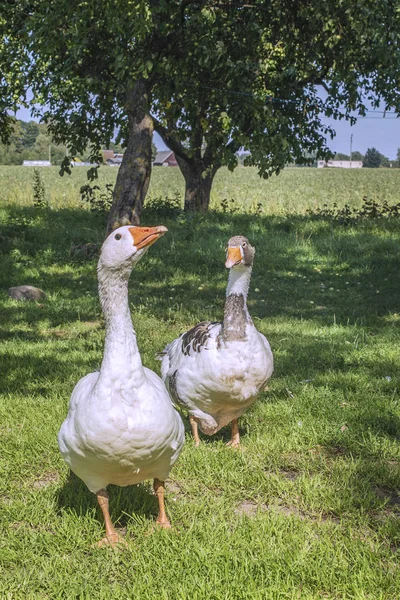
[373,486,400,508]
[32,471,59,489]
[234,501,266,517]
[9,521,56,534]
[273,504,308,520]
[0,494,12,505]
[166,480,186,501]
[234,500,341,523]
[308,445,347,458]
[42,329,69,338]
[279,468,299,480]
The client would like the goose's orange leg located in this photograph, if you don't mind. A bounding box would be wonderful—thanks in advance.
[190,414,201,447]
[154,479,171,529]
[226,419,240,448]
[95,489,127,548]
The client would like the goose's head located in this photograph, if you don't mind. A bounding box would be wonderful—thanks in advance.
[99,225,168,271]
[225,235,255,269]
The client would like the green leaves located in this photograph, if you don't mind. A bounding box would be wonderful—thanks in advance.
[1,0,400,212]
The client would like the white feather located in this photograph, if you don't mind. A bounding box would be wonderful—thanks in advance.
[161,237,274,436]
[58,226,184,494]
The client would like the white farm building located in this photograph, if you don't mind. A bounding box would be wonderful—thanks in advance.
[317,160,363,169]
[23,160,51,167]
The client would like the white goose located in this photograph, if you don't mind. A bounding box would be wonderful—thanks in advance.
[58,225,184,547]
[160,235,273,448]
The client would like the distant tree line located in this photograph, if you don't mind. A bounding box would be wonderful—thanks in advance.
[229,148,400,169]
[0,119,91,165]
[288,147,399,168]
[1,120,398,172]
[334,148,400,168]
[0,119,158,165]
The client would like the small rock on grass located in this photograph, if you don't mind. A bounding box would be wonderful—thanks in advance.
[8,285,46,302]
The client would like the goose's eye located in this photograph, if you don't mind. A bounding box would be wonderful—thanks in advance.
[242,242,247,248]
[114,233,122,241]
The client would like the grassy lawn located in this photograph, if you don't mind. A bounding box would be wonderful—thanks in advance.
[1,167,400,598]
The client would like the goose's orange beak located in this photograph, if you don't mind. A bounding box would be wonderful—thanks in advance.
[225,247,242,268]
[128,225,168,250]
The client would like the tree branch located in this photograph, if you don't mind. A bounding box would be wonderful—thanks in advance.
[222,114,255,157]
[151,114,194,164]
[314,79,331,94]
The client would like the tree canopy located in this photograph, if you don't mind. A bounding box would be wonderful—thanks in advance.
[151,1,400,209]
[2,1,400,226]
[0,119,71,165]
[363,147,382,168]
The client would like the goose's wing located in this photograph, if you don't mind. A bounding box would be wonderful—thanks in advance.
[157,321,221,417]
[159,321,221,378]
[258,331,274,389]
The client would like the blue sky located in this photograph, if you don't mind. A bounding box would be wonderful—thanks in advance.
[16,105,400,160]
[320,114,400,160]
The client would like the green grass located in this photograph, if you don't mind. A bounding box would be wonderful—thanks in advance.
[1,167,400,599]
[1,164,400,214]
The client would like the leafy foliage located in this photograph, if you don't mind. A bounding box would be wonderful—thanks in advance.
[351,151,364,162]
[2,0,400,215]
[0,119,69,165]
[307,196,400,223]
[144,192,183,219]
[32,168,47,208]
[80,183,114,213]
[151,0,400,208]
[363,147,382,168]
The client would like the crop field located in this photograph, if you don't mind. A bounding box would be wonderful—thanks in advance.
[1,165,400,599]
[1,164,400,214]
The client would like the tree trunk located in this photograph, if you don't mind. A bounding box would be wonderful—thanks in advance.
[106,79,153,234]
[176,156,218,213]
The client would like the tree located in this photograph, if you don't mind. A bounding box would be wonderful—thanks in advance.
[2,1,400,225]
[351,151,364,162]
[105,140,157,160]
[334,153,350,161]
[393,147,400,168]
[0,118,68,164]
[1,1,183,229]
[150,2,400,211]
[363,148,381,168]
[21,121,39,149]
[0,120,24,164]
[107,141,124,155]
[379,153,390,168]
[151,141,157,162]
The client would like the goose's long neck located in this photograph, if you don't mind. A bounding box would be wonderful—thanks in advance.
[221,266,252,342]
[97,264,145,389]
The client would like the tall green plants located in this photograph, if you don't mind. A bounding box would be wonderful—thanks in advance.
[32,168,47,208]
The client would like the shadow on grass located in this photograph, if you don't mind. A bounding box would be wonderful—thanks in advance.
[2,203,400,465]
[1,204,400,325]
[57,471,160,527]
[0,344,100,395]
